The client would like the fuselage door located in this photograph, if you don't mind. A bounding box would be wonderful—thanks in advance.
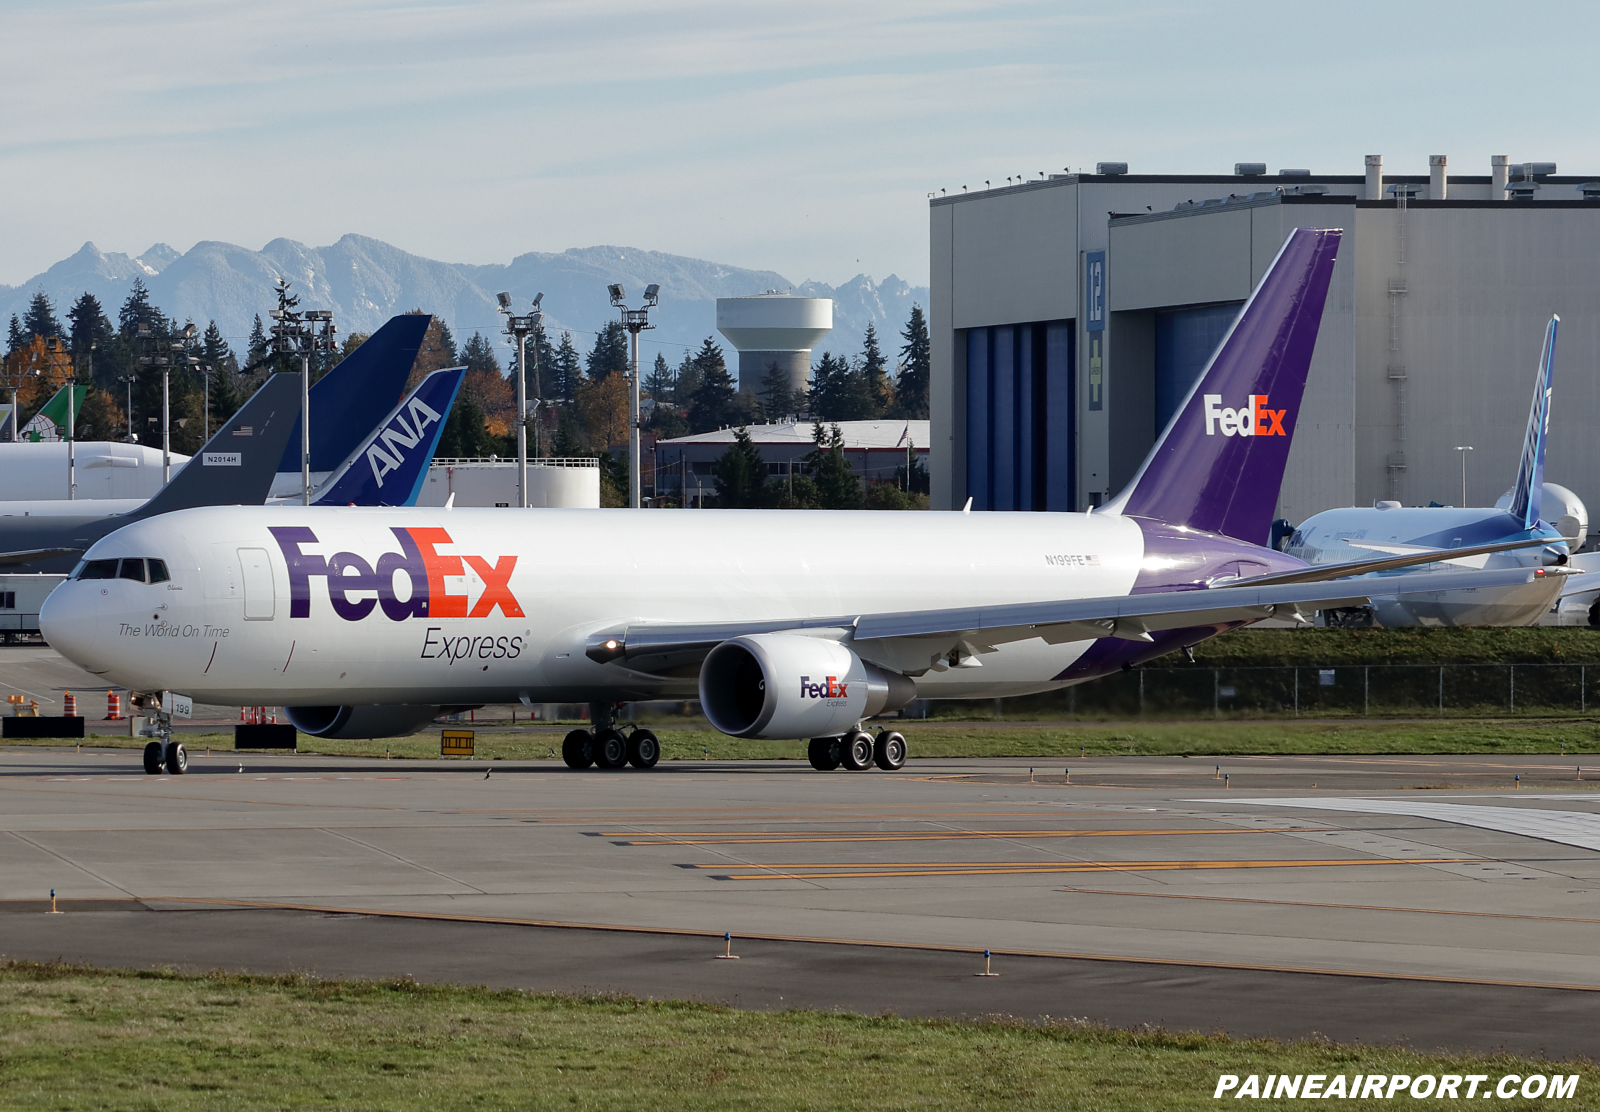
[238,548,275,621]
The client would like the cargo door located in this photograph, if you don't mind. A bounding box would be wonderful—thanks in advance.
[237,548,275,620]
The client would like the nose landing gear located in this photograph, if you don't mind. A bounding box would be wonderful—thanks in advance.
[133,692,185,775]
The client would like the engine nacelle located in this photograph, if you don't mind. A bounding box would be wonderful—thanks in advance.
[284,704,443,740]
[699,634,916,740]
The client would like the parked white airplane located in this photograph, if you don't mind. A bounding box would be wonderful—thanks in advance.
[40,230,1553,776]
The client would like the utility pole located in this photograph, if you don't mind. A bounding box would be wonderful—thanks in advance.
[497,291,544,508]
[608,283,659,508]
[267,280,337,505]
[1455,445,1473,506]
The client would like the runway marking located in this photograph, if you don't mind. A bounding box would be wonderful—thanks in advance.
[704,857,1479,881]
[603,827,1311,845]
[1057,887,1600,925]
[145,896,1600,994]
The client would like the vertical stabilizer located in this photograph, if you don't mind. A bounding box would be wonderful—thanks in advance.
[1507,316,1558,531]
[313,367,465,507]
[1100,227,1341,544]
[130,374,301,520]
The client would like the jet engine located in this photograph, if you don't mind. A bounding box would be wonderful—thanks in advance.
[284,704,447,739]
[699,634,916,740]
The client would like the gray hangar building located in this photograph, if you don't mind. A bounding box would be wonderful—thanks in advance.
[928,158,1600,541]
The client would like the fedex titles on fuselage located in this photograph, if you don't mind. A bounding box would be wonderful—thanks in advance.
[367,396,442,487]
[1204,394,1286,437]
[270,526,524,663]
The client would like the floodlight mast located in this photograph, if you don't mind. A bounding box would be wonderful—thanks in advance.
[610,283,659,508]
[498,292,545,508]
[268,281,337,504]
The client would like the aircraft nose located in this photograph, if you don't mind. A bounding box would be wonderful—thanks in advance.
[40,580,111,672]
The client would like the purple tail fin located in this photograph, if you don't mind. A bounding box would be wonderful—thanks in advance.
[1100,227,1341,544]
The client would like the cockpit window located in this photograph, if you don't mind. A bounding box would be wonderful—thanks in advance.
[77,559,119,580]
[118,559,147,583]
[148,559,170,584]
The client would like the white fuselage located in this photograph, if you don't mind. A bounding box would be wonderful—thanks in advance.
[40,506,1149,706]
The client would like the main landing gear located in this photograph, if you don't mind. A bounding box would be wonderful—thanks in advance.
[561,702,660,770]
[808,729,906,772]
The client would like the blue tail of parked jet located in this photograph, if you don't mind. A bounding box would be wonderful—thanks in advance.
[1507,316,1558,532]
[312,367,464,507]
[276,313,432,476]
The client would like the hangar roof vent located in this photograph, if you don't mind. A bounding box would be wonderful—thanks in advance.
[1511,162,1557,180]
[1234,162,1267,176]
[1579,182,1600,200]
[1279,168,1311,177]
[1506,181,1541,201]
[1095,162,1128,175]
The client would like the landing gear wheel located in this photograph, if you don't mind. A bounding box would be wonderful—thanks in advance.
[627,729,660,768]
[165,742,187,775]
[142,741,164,775]
[562,729,596,769]
[873,730,907,771]
[807,737,841,771]
[594,728,629,769]
[840,730,875,771]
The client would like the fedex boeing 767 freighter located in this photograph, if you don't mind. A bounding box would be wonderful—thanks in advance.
[39,230,1554,775]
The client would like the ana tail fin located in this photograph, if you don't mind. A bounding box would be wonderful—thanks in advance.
[1507,316,1558,531]
[130,374,301,520]
[1100,227,1341,544]
[313,367,465,507]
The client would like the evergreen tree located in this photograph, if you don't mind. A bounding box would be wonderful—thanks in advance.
[860,322,892,416]
[118,278,158,336]
[246,314,270,369]
[805,423,862,509]
[66,293,114,385]
[6,315,23,355]
[22,292,62,342]
[460,332,501,376]
[643,352,674,400]
[757,361,793,421]
[437,320,459,366]
[528,322,555,401]
[550,332,583,400]
[435,394,498,459]
[713,427,767,508]
[586,321,630,380]
[672,349,699,408]
[807,351,873,421]
[686,337,736,433]
[895,304,931,419]
[201,320,241,428]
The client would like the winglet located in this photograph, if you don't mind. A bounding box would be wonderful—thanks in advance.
[1507,315,1558,532]
[129,374,301,520]
[1100,227,1342,545]
[313,367,465,507]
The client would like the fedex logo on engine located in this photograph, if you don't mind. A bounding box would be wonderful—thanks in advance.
[269,526,523,622]
[800,675,848,700]
[1203,394,1287,437]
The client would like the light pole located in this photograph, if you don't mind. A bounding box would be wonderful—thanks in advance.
[608,282,659,508]
[267,280,337,505]
[117,373,138,443]
[1455,445,1473,506]
[138,322,198,484]
[497,291,544,508]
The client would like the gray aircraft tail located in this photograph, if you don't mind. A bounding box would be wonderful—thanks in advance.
[131,374,302,520]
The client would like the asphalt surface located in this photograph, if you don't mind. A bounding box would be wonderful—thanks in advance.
[3,744,1600,1057]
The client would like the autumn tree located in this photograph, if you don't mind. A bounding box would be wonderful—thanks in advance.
[574,371,630,451]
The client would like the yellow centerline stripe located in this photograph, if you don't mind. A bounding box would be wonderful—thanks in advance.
[715,857,1478,881]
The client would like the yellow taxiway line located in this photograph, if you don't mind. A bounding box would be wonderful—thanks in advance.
[706,857,1479,880]
[603,827,1310,845]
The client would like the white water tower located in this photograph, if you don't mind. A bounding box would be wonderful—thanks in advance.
[715,292,832,400]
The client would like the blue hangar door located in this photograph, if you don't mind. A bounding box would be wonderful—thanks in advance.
[1153,303,1242,432]
[966,321,1073,511]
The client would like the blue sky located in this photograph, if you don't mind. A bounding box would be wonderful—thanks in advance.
[2,0,1595,289]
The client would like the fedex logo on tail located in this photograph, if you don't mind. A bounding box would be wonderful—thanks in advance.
[1203,394,1287,437]
[801,675,847,700]
[270,526,523,622]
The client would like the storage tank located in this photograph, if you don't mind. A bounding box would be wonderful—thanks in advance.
[715,293,833,400]
[417,458,601,508]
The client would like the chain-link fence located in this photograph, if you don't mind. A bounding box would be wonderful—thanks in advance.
[961,664,1600,720]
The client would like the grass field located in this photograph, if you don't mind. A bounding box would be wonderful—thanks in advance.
[1165,627,1600,667]
[0,962,1588,1111]
[24,715,1600,761]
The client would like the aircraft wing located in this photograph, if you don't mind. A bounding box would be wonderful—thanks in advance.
[0,547,84,568]
[587,565,1554,676]
[1228,536,1555,588]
